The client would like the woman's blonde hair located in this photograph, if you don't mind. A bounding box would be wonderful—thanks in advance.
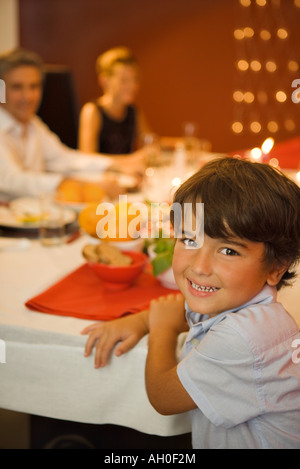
[95,47,137,77]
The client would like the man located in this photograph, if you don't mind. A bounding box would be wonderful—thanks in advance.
[0,48,145,201]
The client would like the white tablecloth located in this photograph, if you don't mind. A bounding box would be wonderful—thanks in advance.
[0,236,191,436]
[0,234,299,436]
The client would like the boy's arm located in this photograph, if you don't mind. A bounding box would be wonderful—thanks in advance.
[145,294,197,415]
[81,309,149,368]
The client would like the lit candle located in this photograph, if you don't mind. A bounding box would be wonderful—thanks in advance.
[261,137,274,162]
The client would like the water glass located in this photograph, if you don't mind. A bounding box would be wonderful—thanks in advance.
[39,193,65,246]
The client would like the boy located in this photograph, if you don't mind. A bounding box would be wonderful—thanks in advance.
[83,157,300,449]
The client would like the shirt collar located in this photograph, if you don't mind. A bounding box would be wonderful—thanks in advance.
[0,106,33,135]
[185,284,277,331]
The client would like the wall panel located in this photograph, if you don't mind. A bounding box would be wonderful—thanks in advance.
[19,0,300,152]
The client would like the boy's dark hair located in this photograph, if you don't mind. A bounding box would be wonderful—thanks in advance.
[0,48,43,79]
[172,156,300,290]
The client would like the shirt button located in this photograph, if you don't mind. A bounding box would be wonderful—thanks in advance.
[191,338,199,347]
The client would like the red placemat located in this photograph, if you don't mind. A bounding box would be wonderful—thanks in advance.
[25,263,178,320]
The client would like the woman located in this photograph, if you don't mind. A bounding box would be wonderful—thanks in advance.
[78,47,150,155]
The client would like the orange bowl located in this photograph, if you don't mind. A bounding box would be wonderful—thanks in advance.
[88,251,148,290]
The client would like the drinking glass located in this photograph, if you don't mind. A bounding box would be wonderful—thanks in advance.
[39,193,65,246]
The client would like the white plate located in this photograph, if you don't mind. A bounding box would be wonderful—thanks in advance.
[0,197,76,230]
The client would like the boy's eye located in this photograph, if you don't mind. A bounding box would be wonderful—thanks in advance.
[220,247,239,256]
[181,238,198,249]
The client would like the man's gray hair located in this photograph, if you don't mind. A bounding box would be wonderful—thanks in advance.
[0,48,43,79]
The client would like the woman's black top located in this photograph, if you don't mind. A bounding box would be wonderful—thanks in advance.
[96,104,137,154]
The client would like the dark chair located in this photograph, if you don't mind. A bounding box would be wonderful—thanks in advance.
[37,65,79,149]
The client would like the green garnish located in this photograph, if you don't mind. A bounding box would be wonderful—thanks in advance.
[151,238,175,276]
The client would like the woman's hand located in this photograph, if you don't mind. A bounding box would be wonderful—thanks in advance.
[81,310,149,368]
[110,149,146,177]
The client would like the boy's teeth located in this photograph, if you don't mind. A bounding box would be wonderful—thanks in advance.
[190,281,218,292]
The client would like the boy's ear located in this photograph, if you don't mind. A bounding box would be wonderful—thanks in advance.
[266,262,289,287]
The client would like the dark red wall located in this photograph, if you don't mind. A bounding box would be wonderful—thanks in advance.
[19,0,300,152]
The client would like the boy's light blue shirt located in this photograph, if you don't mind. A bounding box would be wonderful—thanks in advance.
[177,285,300,449]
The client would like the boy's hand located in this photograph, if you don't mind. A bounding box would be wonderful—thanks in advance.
[148,293,187,335]
[81,310,149,368]
[145,294,195,415]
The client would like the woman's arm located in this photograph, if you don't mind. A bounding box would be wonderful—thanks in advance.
[78,102,102,152]
[145,294,197,415]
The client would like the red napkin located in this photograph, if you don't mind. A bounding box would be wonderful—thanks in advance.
[25,263,179,321]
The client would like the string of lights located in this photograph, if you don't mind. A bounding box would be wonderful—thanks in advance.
[232,0,300,138]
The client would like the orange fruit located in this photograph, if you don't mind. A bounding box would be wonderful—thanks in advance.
[58,180,82,202]
[100,202,142,242]
[79,201,143,240]
[82,183,106,203]
[58,180,106,203]
[78,202,104,238]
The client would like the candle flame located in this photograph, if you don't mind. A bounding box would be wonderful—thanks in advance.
[261,137,274,154]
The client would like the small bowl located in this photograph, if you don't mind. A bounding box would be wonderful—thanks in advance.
[103,238,145,252]
[88,251,148,290]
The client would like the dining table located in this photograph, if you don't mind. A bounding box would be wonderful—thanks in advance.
[0,148,209,449]
[0,231,193,441]
[1,223,299,447]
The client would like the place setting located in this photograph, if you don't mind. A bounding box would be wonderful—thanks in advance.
[24,196,180,321]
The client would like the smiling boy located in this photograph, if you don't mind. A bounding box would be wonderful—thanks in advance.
[83,157,300,449]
